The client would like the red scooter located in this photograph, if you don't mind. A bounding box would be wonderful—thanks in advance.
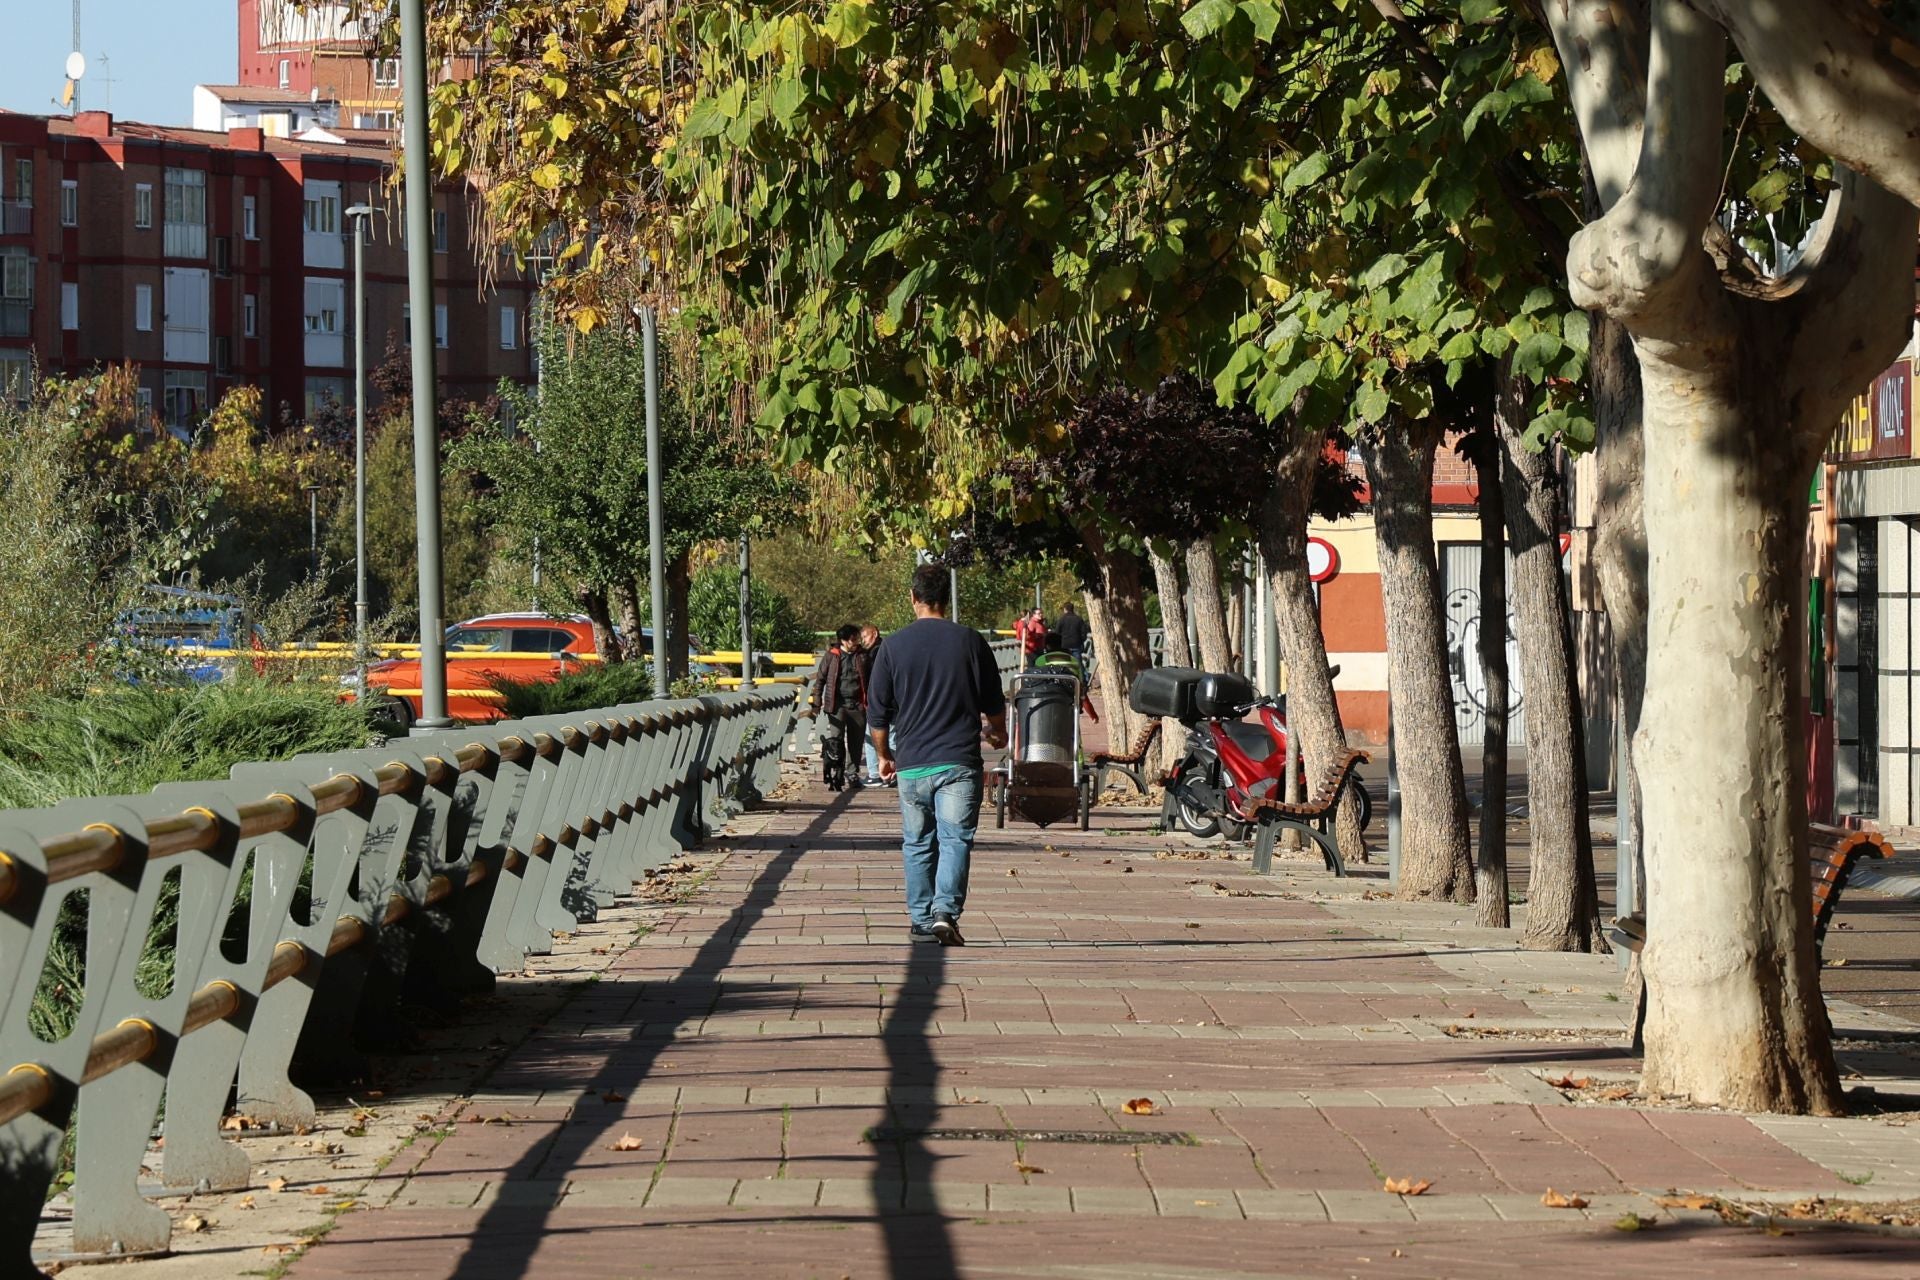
[1130,667,1372,840]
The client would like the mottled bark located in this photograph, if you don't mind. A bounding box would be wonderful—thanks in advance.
[1081,524,1153,753]
[1499,390,1605,953]
[612,578,645,662]
[1468,432,1511,928]
[1186,540,1233,673]
[1366,419,1473,901]
[1542,0,1916,1111]
[1148,544,1193,773]
[1261,431,1365,861]
[577,586,620,665]
[666,553,692,682]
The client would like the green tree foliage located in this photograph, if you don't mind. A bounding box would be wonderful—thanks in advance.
[338,413,495,624]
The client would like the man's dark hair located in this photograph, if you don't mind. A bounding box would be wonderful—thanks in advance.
[835,623,860,643]
[1061,602,1077,614]
[911,564,951,609]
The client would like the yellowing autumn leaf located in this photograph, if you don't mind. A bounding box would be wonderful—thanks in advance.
[1542,1188,1589,1209]
[607,1132,646,1152]
[532,163,564,191]
[551,114,576,142]
[1121,1097,1156,1116]
[1382,1177,1433,1196]
[265,1176,288,1193]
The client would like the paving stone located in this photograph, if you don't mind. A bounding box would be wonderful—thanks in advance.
[558,1179,654,1208]
[645,1177,739,1208]
[732,1178,824,1208]
[1069,1186,1159,1215]
[1151,1187,1245,1218]
[1236,1189,1331,1220]
[987,1183,1074,1214]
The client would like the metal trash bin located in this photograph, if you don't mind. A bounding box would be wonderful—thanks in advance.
[1015,674,1077,766]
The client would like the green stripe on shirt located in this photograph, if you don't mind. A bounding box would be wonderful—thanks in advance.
[897,763,968,780]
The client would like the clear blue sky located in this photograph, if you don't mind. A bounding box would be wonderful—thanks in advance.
[0,0,234,126]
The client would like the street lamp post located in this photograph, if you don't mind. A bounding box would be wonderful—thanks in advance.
[399,0,450,731]
[739,533,754,691]
[344,204,378,706]
[641,306,669,699]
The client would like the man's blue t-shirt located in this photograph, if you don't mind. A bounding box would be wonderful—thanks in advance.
[866,618,1007,773]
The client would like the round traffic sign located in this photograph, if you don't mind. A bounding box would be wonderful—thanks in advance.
[1307,537,1339,583]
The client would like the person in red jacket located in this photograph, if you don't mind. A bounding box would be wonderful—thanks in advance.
[809,624,867,789]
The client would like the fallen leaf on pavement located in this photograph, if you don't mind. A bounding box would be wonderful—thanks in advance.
[607,1132,646,1152]
[1545,1074,1591,1090]
[1013,1161,1046,1175]
[305,1186,331,1196]
[1655,1194,1719,1211]
[1122,866,1134,873]
[181,1215,211,1233]
[1382,1177,1433,1196]
[1121,1098,1156,1116]
[1007,868,1019,876]
[236,1195,256,1210]
[1599,1086,1635,1101]
[602,1090,628,1103]
[265,1176,288,1193]
[1827,957,1850,967]
[1541,1189,1589,1209]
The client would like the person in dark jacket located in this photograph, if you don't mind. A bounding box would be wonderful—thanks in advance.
[868,566,1007,945]
[856,624,887,784]
[1053,603,1090,664]
[810,624,867,789]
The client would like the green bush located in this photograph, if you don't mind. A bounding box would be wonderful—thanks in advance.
[0,679,376,809]
[688,563,812,654]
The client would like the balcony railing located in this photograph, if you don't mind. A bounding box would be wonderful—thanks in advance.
[0,200,30,236]
[0,298,30,338]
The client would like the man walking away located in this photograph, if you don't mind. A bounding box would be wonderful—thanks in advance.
[868,566,1008,946]
[856,623,888,785]
[1053,602,1090,667]
[809,624,867,790]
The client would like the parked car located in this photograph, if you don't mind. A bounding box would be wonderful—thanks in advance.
[356,613,597,726]
[115,587,261,683]
[356,613,715,727]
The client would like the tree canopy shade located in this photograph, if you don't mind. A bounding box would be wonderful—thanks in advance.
[663,0,1594,509]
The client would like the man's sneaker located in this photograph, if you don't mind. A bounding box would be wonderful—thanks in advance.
[909,926,939,945]
[931,914,965,946]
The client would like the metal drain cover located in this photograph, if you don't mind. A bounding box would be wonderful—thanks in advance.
[867,1127,1192,1146]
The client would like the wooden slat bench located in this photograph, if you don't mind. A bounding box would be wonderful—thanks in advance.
[1242,749,1371,878]
[1612,822,1893,1049]
[1091,722,1162,796]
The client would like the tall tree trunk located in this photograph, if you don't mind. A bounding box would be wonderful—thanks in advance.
[1366,419,1473,902]
[1186,539,1233,672]
[578,585,620,665]
[666,552,692,682]
[1260,431,1365,861]
[1500,387,1605,952]
[1081,524,1152,754]
[612,578,645,662]
[1468,431,1511,928]
[1226,562,1246,670]
[1149,543,1193,773]
[1591,310,1648,922]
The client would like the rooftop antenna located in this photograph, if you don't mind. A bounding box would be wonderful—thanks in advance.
[97,53,112,112]
[62,0,84,113]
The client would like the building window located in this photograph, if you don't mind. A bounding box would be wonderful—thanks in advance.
[304,303,338,334]
[60,281,77,330]
[60,181,77,228]
[0,352,31,407]
[134,184,153,230]
[243,293,256,337]
[163,370,208,431]
[213,236,232,277]
[400,302,409,347]
[135,283,153,332]
[305,376,348,420]
[303,191,338,235]
[372,57,401,88]
[371,110,396,130]
[432,209,448,253]
[243,195,257,240]
[279,59,291,89]
[434,303,448,349]
[1,250,31,301]
[163,167,208,259]
[214,335,232,374]
[499,305,517,350]
[11,159,29,206]
[135,386,153,417]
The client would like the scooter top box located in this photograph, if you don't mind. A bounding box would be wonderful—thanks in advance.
[1193,672,1256,719]
[1129,666,1206,720]
[1131,668,1258,721]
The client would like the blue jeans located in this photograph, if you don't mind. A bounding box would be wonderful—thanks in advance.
[898,766,982,928]
[864,739,880,780]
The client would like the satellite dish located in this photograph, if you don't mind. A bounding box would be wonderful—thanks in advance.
[65,51,87,82]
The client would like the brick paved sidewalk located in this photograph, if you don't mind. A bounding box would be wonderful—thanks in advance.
[281,779,1920,1279]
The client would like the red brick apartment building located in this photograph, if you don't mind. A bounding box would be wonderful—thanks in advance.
[237,0,480,131]
[0,108,533,428]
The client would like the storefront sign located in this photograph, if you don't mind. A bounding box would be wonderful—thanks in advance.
[1831,358,1912,461]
